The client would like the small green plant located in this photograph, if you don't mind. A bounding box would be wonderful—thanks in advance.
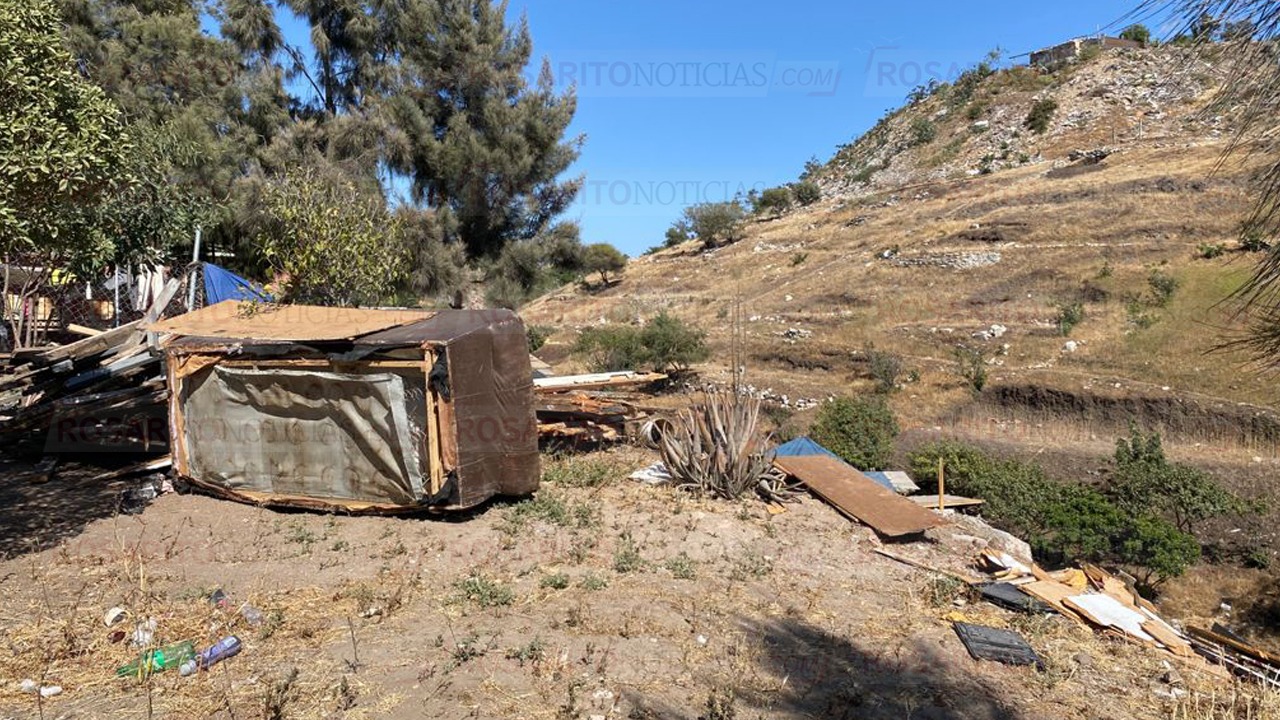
[1097,260,1113,278]
[702,688,738,720]
[792,180,821,206]
[729,552,774,581]
[455,573,515,608]
[1240,227,1271,252]
[1126,299,1158,329]
[579,573,609,591]
[540,572,570,590]
[1197,243,1225,259]
[1056,302,1085,336]
[1024,97,1058,135]
[953,345,987,393]
[923,575,967,608]
[1148,269,1180,307]
[1245,547,1272,569]
[809,395,899,470]
[542,455,613,488]
[613,533,643,573]
[910,117,938,146]
[506,637,546,667]
[790,251,808,266]
[449,633,487,669]
[664,552,698,580]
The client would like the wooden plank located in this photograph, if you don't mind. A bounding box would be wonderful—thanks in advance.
[1187,625,1280,667]
[908,494,984,509]
[423,350,443,496]
[773,454,945,537]
[533,371,667,392]
[148,300,432,341]
[873,548,983,584]
[1143,618,1194,657]
[1020,581,1091,628]
[66,323,103,337]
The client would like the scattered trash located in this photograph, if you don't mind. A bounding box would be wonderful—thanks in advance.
[118,480,163,515]
[20,679,64,698]
[241,605,264,627]
[117,641,196,679]
[629,462,673,485]
[209,589,229,608]
[953,622,1042,668]
[103,607,127,627]
[108,630,126,644]
[39,685,62,698]
[129,618,157,648]
[977,582,1052,614]
[180,636,242,676]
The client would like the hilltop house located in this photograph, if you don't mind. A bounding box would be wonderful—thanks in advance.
[1030,36,1142,67]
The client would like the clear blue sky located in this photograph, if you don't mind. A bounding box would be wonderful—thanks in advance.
[509,0,1148,255]
[259,1,1155,255]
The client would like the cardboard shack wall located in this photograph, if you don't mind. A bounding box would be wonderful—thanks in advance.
[162,304,539,512]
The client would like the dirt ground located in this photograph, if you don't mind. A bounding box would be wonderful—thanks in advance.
[1,449,1274,720]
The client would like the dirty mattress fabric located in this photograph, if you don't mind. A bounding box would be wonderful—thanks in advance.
[180,366,426,504]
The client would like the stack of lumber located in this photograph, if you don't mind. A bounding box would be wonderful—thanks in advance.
[533,371,665,444]
[0,281,179,455]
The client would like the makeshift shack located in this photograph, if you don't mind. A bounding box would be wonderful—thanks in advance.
[152,301,539,513]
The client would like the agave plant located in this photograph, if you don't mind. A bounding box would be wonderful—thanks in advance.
[658,390,796,502]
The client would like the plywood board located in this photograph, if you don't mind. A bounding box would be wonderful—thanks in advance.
[1064,594,1156,644]
[1020,581,1089,627]
[773,454,945,537]
[149,300,433,341]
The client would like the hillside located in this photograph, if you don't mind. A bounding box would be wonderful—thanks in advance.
[524,44,1277,440]
[521,43,1280,627]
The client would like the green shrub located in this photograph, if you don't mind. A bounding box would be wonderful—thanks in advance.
[865,344,902,393]
[573,311,709,374]
[809,396,899,470]
[790,251,807,266]
[1120,23,1151,45]
[1024,98,1058,135]
[910,117,938,146]
[751,186,793,216]
[1056,302,1085,336]
[792,181,821,206]
[669,202,746,249]
[953,345,987,393]
[527,325,553,353]
[907,441,1201,583]
[1197,243,1225,259]
[1240,228,1271,252]
[1147,269,1180,306]
[1110,426,1250,534]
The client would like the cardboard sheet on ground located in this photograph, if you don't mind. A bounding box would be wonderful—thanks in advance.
[1063,594,1156,643]
[773,454,945,537]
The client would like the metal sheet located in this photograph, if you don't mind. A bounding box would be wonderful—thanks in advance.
[773,454,945,537]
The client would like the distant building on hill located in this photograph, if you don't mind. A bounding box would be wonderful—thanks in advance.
[1030,36,1142,67]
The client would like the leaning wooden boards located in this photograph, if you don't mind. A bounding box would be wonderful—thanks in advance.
[773,454,945,537]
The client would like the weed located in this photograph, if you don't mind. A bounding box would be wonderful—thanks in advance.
[1148,269,1180,307]
[953,345,987,393]
[1198,243,1226,259]
[448,633,487,669]
[262,667,299,720]
[284,520,317,548]
[865,344,902,393]
[455,573,515,608]
[922,575,967,608]
[540,572,570,590]
[613,533,644,573]
[542,455,613,488]
[330,539,349,552]
[1127,299,1158,329]
[580,573,609,591]
[790,251,808,266]
[506,636,546,666]
[664,552,698,580]
[702,687,738,720]
[1056,302,1085,336]
[729,552,774,581]
[258,608,285,640]
[567,534,598,564]
[1024,97,1058,134]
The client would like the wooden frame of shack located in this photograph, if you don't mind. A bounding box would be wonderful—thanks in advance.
[152,301,539,513]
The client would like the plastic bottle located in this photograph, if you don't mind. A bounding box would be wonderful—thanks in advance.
[179,636,242,677]
[116,641,196,679]
[240,604,264,626]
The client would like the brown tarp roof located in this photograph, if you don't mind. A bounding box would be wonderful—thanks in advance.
[148,300,434,342]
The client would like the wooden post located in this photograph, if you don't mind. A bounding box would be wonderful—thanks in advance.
[937,457,945,511]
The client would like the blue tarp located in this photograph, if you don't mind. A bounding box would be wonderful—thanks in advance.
[773,436,896,491]
[203,263,272,305]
